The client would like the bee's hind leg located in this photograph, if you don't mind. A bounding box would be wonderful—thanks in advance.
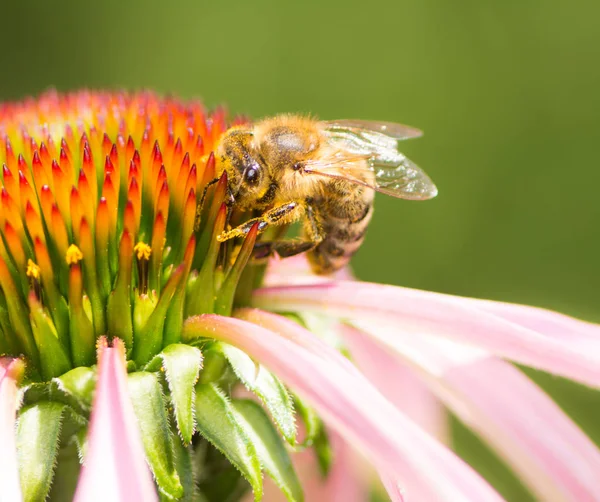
[251,203,324,260]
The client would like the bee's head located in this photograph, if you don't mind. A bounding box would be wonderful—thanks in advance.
[217,128,270,207]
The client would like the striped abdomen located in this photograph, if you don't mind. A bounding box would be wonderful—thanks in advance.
[306,181,375,274]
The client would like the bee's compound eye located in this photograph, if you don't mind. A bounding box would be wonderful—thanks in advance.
[244,167,259,183]
[292,162,303,171]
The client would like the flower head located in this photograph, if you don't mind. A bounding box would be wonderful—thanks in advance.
[1,91,600,502]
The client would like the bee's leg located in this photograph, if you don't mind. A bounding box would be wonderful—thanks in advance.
[217,201,302,242]
[251,202,324,260]
[194,177,235,231]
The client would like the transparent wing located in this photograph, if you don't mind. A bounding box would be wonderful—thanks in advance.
[304,122,437,200]
[323,119,423,140]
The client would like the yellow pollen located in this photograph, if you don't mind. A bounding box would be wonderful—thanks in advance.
[66,244,84,265]
[26,259,41,280]
[134,242,152,261]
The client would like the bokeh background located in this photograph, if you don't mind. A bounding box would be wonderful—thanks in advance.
[2,1,599,499]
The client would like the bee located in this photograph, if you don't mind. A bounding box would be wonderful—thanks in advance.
[205,115,437,274]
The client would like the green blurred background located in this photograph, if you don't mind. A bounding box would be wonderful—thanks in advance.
[1,1,599,499]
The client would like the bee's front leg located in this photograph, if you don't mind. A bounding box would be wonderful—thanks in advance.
[251,202,324,260]
[217,201,303,242]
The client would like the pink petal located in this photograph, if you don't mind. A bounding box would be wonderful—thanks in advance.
[344,322,600,501]
[0,358,23,502]
[252,281,600,388]
[344,329,447,442]
[184,312,504,501]
[74,339,157,502]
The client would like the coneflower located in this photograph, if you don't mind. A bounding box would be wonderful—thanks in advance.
[0,91,599,502]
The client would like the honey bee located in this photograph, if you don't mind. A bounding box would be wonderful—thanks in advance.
[205,115,437,274]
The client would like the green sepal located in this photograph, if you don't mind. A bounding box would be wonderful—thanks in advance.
[145,343,203,444]
[186,203,226,316]
[195,383,263,501]
[234,399,304,502]
[16,402,86,502]
[133,264,186,366]
[19,367,95,416]
[169,431,197,502]
[107,286,134,355]
[29,295,72,380]
[198,345,228,384]
[68,294,95,368]
[220,343,296,445]
[128,371,183,499]
[313,421,333,477]
[214,224,258,317]
[292,395,320,449]
[55,366,96,409]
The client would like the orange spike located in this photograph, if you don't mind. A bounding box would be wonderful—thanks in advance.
[46,135,58,161]
[126,136,135,163]
[127,178,141,233]
[60,147,74,185]
[19,170,39,216]
[77,170,95,226]
[31,151,50,193]
[17,154,33,186]
[171,138,184,178]
[109,143,119,173]
[2,165,17,202]
[182,233,196,267]
[175,152,191,200]
[181,187,196,244]
[150,141,162,182]
[140,129,152,168]
[1,188,23,234]
[101,172,118,238]
[61,138,73,167]
[4,222,26,271]
[155,180,169,224]
[38,142,52,171]
[25,201,45,244]
[199,152,216,193]
[184,164,198,205]
[51,160,71,221]
[70,187,84,242]
[33,237,54,284]
[96,198,110,250]
[4,138,16,174]
[192,134,205,161]
[50,204,69,259]
[102,133,113,160]
[78,217,94,263]
[123,200,136,237]
[81,144,98,207]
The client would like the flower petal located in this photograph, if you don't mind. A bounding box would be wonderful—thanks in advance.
[253,281,600,388]
[343,329,447,442]
[183,312,504,502]
[344,322,600,501]
[0,358,23,502]
[74,339,157,502]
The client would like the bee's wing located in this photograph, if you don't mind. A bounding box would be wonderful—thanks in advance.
[303,123,437,200]
[323,120,423,140]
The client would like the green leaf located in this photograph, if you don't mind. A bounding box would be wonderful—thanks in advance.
[145,343,203,443]
[220,343,296,445]
[128,371,183,499]
[234,399,304,502]
[195,383,263,500]
[16,402,85,502]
